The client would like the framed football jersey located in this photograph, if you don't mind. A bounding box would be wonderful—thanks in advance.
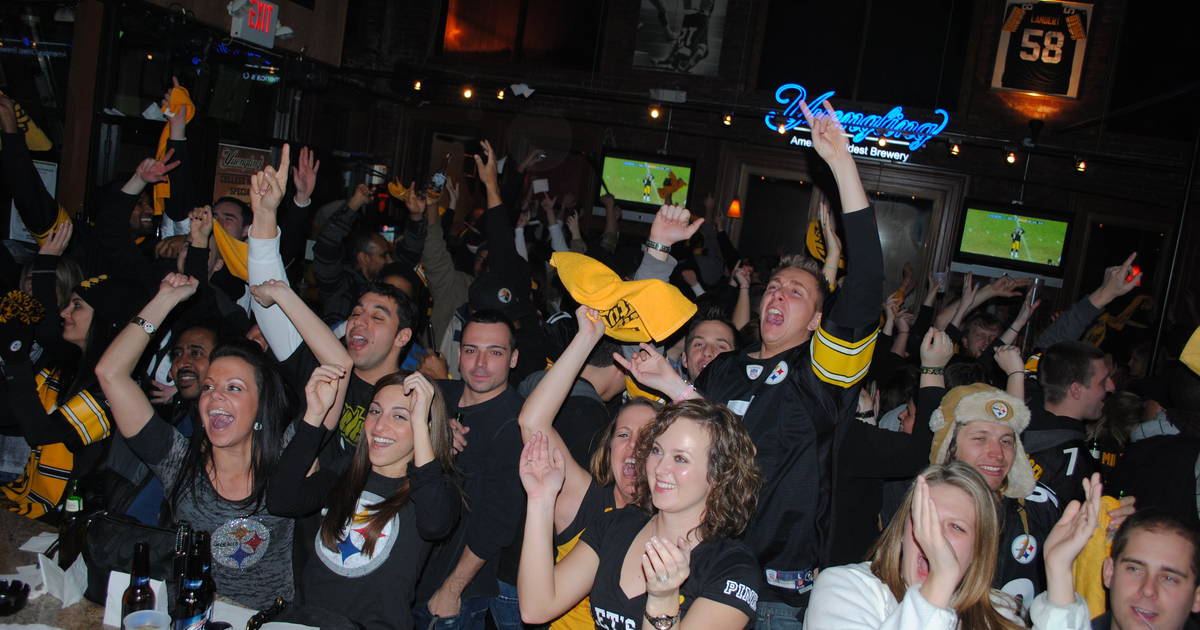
[990,1,1094,98]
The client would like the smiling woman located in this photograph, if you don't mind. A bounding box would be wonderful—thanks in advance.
[517,398,764,629]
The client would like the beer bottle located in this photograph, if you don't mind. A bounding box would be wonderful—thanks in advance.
[172,546,208,630]
[57,480,84,569]
[191,531,215,619]
[169,522,191,617]
[121,542,155,619]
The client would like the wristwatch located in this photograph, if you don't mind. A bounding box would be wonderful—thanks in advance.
[644,239,671,253]
[645,612,680,630]
[130,316,156,335]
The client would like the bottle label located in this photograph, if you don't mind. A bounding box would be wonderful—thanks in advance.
[172,613,206,630]
[65,497,81,512]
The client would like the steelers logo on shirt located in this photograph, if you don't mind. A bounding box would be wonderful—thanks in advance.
[213,517,271,570]
[315,490,398,577]
[497,288,512,304]
[1010,533,1037,564]
[990,400,1011,420]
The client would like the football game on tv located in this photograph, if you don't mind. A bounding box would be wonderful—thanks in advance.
[958,207,1069,268]
[600,154,693,208]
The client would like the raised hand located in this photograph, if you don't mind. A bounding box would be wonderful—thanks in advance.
[249,143,291,215]
[818,199,841,265]
[799,99,850,165]
[401,181,427,218]
[303,364,346,427]
[249,278,289,308]
[38,220,73,256]
[1014,290,1042,326]
[167,103,188,140]
[913,475,966,608]
[157,272,198,305]
[733,260,752,289]
[189,206,213,247]
[612,343,689,400]
[575,305,606,344]
[445,176,460,212]
[565,211,582,239]
[994,345,1025,376]
[347,183,373,212]
[920,328,954,368]
[649,204,703,247]
[403,371,436,428]
[291,146,320,206]
[982,275,1028,300]
[135,148,180,184]
[1093,252,1141,307]
[474,139,500,191]
[896,309,915,333]
[643,536,693,597]
[1043,473,1102,605]
[519,431,566,501]
[516,209,532,229]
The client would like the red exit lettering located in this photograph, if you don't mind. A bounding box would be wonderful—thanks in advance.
[247,0,275,33]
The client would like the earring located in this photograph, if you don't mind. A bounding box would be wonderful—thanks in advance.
[253,421,263,431]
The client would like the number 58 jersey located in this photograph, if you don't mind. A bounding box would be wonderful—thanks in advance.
[1000,2,1089,95]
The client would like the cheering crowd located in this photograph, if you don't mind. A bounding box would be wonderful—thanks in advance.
[2,81,1200,630]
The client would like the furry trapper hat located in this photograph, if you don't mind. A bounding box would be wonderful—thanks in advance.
[928,383,1035,499]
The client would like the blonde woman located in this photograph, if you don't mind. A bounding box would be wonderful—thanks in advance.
[805,462,1098,630]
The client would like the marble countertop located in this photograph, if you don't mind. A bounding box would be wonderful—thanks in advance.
[1,509,104,628]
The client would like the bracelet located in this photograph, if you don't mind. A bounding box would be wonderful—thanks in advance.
[920,366,944,375]
[644,239,671,253]
[673,383,697,402]
[1006,370,1024,377]
[853,410,875,419]
[1008,326,1020,334]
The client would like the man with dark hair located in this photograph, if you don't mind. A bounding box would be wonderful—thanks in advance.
[1095,510,1200,630]
[680,317,738,381]
[256,279,417,467]
[212,196,253,240]
[420,309,526,630]
[1024,340,1110,503]
[618,103,883,627]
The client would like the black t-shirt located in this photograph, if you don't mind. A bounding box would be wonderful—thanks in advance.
[995,484,1062,615]
[555,480,617,554]
[417,381,525,600]
[281,343,376,473]
[580,507,761,630]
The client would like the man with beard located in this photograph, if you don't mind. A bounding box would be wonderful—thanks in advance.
[105,323,216,525]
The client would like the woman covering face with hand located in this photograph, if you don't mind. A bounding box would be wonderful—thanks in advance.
[267,368,460,630]
[804,462,1103,630]
[518,398,764,630]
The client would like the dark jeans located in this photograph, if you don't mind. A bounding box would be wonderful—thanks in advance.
[490,580,524,630]
[414,596,491,630]
[756,600,805,630]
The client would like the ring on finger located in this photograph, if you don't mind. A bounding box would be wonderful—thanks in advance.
[658,573,668,582]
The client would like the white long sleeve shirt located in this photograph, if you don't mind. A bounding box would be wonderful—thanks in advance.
[804,562,1090,630]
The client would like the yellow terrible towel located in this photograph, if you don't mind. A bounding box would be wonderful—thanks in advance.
[1073,495,1119,619]
[153,86,196,216]
[212,220,249,281]
[551,252,696,343]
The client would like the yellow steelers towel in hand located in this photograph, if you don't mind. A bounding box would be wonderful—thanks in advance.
[153,85,196,215]
[212,220,248,281]
[551,252,696,343]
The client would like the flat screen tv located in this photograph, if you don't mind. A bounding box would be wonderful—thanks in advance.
[950,200,1072,286]
[598,151,694,213]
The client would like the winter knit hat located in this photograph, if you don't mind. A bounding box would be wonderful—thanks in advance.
[928,383,1036,499]
[74,274,148,335]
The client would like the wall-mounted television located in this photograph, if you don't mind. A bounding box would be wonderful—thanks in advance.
[950,200,1073,286]
[594,151,694,222]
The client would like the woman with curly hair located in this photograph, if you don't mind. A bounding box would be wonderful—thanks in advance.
[517,398,764,630]
[805,462,1099,630]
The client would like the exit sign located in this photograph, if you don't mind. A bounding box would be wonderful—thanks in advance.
[231,0,278,48]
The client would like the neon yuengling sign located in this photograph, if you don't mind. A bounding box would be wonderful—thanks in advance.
[765,83,951,152]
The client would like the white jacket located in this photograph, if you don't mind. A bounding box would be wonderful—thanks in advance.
[804,562,1091,630]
